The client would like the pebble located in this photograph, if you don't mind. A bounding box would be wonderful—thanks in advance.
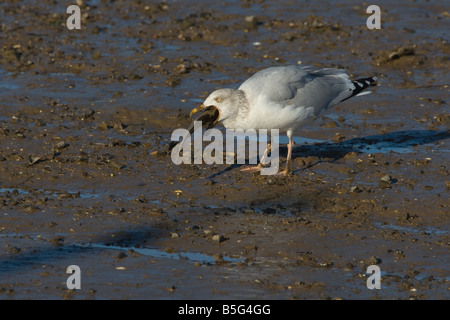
[174,64,188,74]
[212,234,226,244]
[109,161,124,169]
[98,121,109,130]
[322,120,338,128]
[166,285,176,292]
[245,16,258,26]
[380,175,393,184]
[7,246,21,254]
[204,229,213,237]
[49,237,64,247]
[55,140,67,149]
[115,252,127,260]
[366,256,382,265]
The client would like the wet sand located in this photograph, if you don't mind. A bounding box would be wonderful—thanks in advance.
[0,0,449,299]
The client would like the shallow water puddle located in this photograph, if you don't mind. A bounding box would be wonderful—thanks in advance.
[0,187,160,204]
[0,187,102,199]
[79,243,243,265]
[373,222,448,237]
[0,232,243,266]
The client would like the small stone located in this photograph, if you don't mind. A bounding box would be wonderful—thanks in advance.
[204,230,213,237]
[111,139,126,147]
[99,121,109,130]
[164,247,177,254]
[49,237,64,247]
[212,234,226,244]
[174,64,188,74]
[113,122,126,130]
[170,232,179,239]
[115,252,127,260]
[366,256,382,265]
[166,77,181,87]
[245,16,258,26]
[8,246,21,254]
[380,175,392,183]
[57,192,72,199]
[55,140,67,149]
[283,33,295,41]
[166,285,176,292]
[109,161,125,169]
[343,263,356,271]
[333,132,345,142]
[322,120,338,128]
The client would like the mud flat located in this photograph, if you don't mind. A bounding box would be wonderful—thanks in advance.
[0,1,448,299]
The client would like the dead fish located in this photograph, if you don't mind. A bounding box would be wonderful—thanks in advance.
[168,105,220,152]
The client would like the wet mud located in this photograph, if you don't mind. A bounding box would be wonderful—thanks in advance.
[0,0,449,299]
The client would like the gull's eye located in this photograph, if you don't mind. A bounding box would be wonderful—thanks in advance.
[215,97,223,103]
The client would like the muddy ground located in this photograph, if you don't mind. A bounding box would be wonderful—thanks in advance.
[0,0,449,300]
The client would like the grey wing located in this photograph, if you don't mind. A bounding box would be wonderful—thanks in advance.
[239,65,355,115]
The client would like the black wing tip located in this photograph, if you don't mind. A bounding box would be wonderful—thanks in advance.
[349,76,378,96]
[339,76,378,104]
[353,76,378,88]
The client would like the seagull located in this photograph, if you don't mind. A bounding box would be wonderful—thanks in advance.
[184,65,377,175]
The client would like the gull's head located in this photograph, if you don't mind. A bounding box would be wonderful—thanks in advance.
[190,88,243,128]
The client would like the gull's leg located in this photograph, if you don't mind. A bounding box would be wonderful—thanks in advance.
[278,130,294,176]
[259,141,271,164]
[240,140,271,172]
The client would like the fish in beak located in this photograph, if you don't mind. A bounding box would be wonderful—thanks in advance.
[189,104,220,129]
[168,105,220,151]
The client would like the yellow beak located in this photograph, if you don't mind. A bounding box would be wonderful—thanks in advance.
[190,104,206,118]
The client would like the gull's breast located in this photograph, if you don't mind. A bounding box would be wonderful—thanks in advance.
[224,100,316,132]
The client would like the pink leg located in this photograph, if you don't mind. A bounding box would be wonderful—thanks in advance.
[240,142,271,172]
[277,133,294,176]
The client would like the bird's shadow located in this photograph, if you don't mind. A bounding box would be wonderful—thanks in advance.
[207,129,449,178]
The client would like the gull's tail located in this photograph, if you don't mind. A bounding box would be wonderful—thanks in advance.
[343,76,378,101]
